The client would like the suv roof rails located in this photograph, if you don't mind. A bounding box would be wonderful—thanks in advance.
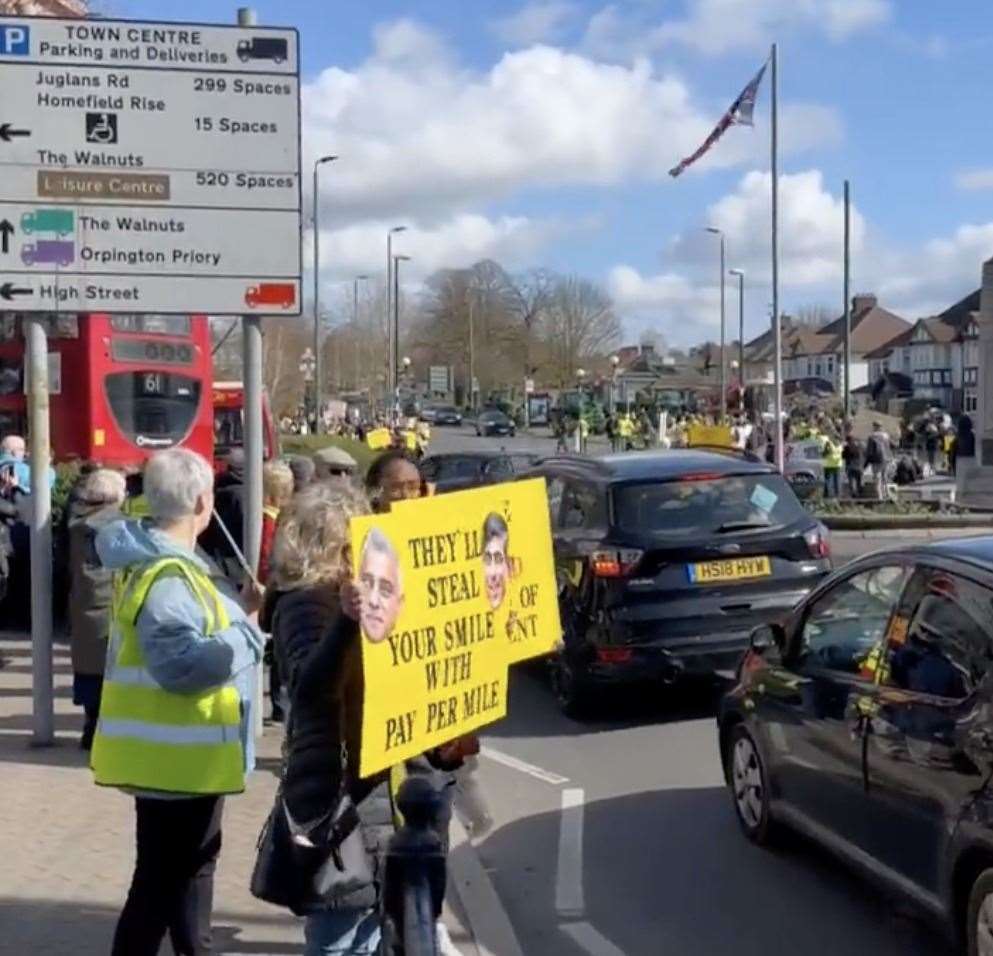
[686,444,764,464]
[529,454,614,473]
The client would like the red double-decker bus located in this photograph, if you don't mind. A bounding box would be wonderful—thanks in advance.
[0,313,213,468]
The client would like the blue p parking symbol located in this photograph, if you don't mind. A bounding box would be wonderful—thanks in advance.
[0,25,30,56]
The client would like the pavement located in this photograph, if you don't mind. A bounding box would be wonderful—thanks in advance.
[0,636,479,956]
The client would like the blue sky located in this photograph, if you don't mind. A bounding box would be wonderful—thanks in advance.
[110,0,993,346]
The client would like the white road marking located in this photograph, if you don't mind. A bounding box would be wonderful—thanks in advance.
[561,921,628,956]
[555,787,586,918]
[480,745,570,785]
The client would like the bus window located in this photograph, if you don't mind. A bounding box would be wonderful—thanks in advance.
[214,407,243,449]
[0,359,21,396]
[111,315,192,336]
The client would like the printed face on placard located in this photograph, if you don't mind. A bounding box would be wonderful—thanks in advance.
[358,530,404,643]
[482,521,510,610]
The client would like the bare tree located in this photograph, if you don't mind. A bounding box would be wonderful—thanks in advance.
[540,276,621,386]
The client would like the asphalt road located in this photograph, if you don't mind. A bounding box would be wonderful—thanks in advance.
[426,427,953,955]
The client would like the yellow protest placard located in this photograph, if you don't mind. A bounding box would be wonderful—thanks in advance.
[686,423,733,448]
[350,477,561,778]
[366,427,393,450]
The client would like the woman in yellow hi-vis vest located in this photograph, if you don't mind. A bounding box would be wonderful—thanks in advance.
[91,448,263,956]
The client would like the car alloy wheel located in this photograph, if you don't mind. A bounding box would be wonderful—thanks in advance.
[967,869,993,956]
[729,726,773,844]
[977,894,993,956]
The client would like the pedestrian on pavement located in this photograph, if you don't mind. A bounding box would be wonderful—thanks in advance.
[865,421,893,499]
[259,461,294,586]
[821,432,842,499]
[67,467,126,750]
[91,448,264,956]
[200,447,246,581]
[365,449,426,510]
[925,421,940,473]
[259,460,294,724]
[313,445,358,483]
[842,433,864,498]
[260,483,387,954]
[286,454,317,493]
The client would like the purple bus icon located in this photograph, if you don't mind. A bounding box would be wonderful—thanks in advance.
[21,240,75,267]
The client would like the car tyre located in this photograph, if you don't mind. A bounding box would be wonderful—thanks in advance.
[551,653,592,719]
[728,725,777,846]
[966,867,993,956]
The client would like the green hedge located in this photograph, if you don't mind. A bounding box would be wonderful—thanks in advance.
[280,434,376,476]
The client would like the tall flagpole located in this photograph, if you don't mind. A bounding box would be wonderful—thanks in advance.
[771,43,783,471]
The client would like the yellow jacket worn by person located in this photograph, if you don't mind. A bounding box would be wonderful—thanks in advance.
[90,519,263,796]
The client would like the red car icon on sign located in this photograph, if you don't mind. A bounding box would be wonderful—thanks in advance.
[244,282,296,309]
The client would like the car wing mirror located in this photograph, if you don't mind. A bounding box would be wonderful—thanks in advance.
[749,623,786,662]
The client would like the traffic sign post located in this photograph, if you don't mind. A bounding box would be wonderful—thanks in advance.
[0,12,302,314]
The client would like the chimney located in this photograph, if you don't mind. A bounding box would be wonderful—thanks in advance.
[852,293,877,315]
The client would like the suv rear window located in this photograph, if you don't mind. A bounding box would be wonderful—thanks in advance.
[613,473,806,537]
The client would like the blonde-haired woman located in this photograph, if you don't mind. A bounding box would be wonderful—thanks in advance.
[258,483,386,954]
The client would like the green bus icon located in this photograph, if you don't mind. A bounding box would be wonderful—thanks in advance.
[21,209,74,236]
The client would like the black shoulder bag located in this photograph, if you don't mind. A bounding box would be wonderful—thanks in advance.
[250,704,373,915]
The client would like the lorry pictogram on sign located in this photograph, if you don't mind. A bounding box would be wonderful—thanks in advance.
[245,282,296,309]
[236,36,288,63]
[21,240,74,267]
[21,209,74,236]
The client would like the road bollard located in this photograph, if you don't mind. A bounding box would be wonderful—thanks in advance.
[383,776,448,956]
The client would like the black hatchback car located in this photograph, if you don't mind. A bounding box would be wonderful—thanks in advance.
[476,409,516,437]
[525,451,832,715]
[718,537,993,953]
[421,451,538,493]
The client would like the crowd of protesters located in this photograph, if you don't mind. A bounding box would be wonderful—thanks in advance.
[0,429,490,955]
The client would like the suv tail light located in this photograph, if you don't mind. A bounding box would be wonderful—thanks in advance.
[804,523,831,560]
[591,548,644,577]
[596,647,634,664]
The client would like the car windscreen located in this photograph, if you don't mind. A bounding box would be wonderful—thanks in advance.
[612,473,807,538]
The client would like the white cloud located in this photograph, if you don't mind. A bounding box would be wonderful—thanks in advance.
[954,169,993,191]
[608,265,721,335]
[583,0,891,59]
[609,168,869,342]
[314,213,565,284]
[490,2,577,46]
[670,168,866,285]
[875,223,993,317]
[303,24,841,225]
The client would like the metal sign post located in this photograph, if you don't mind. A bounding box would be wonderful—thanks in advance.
[26,313,53,745]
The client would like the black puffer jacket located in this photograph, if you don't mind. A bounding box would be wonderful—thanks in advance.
[264,585,386,909]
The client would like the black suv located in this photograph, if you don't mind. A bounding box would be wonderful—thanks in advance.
[525,451,832,715]
[719,537,993,953]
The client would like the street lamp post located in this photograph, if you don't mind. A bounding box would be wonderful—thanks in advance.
[299,347,316,428]
[729,268,745,410]
[312,154,338,435]
[393,254,411,421]
[576,368,586,453]
[706,227,727,421]
[353,274,368,390]
[386,227,407,416]
[609,354,620,415]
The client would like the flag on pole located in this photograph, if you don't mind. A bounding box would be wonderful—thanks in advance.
[668,60,768,178]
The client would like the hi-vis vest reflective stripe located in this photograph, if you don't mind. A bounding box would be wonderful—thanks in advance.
[121,494,151,518]
[91,557,245,796]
